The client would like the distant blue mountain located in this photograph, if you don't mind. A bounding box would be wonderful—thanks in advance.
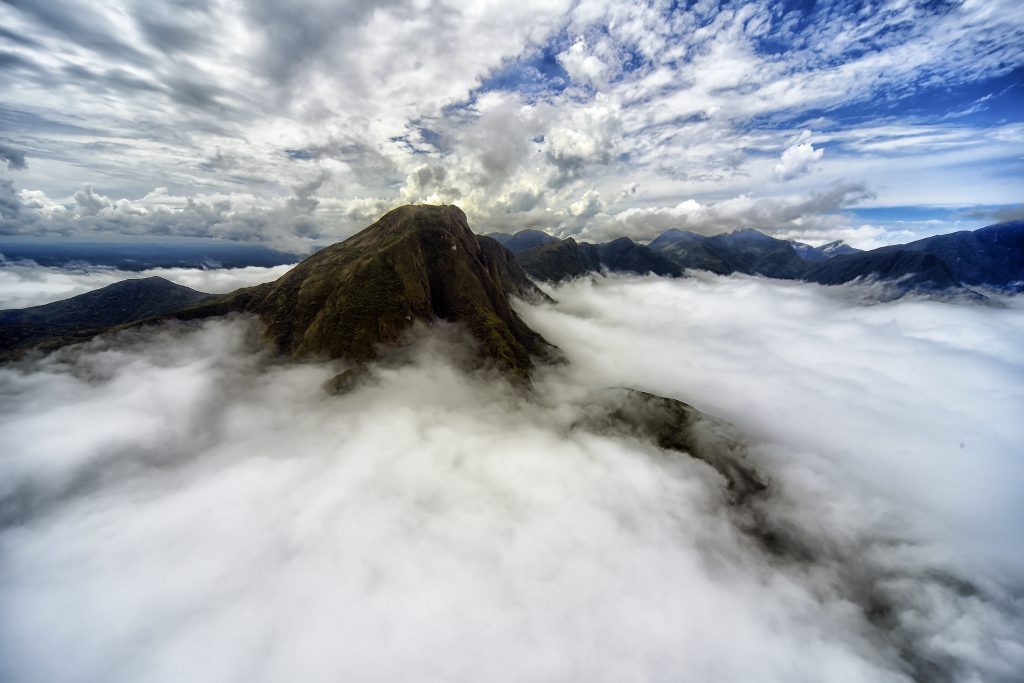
[648,227,806,278]
[788,239,862,263]
[0,239,300,270]
[486,229,558,255]
[645,221,1024,296]
[517,236,683,282]
[803,221,1024,292]
[0,277,213,358]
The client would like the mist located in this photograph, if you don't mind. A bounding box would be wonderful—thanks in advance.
[1,272,1022,682]
[0,261,291,309]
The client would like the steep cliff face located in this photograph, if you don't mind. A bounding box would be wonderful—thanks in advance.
[180,204,555,376]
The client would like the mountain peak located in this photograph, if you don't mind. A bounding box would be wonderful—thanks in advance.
[487,228,559,255]
[1,277,213,359]
[179,203,555,379]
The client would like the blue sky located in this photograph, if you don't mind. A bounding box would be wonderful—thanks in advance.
[0,0,1022,251]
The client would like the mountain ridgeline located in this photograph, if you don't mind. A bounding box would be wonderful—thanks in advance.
[496,220,1023,296]
[0,204,770,505]
[2,207,1021,367]
[490,232,683,282]
[0,277,213,358]
[1,205,557,375]
[173,205,556,377]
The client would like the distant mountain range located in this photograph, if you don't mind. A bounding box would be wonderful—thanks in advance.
[0,276,212,357]
[0,205,767,503]
[491,234,682,282]
[493,220,1024,296]
[0,239,299,270]
[0,206,1019,501]
[787,239,862,263]
[174,205,555,382]
[2,210,1022,365]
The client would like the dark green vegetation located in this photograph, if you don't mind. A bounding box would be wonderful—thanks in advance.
[517,236,683,282]
[176,204,556,378]
[0,277,212,359]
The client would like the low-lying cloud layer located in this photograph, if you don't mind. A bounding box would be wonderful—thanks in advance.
[0,261,290,309]
[1,272,1022,682]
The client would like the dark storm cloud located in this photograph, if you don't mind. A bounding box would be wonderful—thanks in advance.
[0,143,27,170]
[4,0,151,64]
[992,205,1024,222]
[0,24,39,47]
[132,1,214,55]
[0,179,23,219]
[60,64,162,96]
[283,138,399,186]
[244,0,408,86]
[0,50,39,72]
[164,75,232,111]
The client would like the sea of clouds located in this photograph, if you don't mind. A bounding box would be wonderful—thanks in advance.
[0,260,294,309]
[1,269,1022,682]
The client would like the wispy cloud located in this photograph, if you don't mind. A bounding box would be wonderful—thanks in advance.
[0,0,1021,243]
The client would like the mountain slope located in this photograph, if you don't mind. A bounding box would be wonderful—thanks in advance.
[647,229,734,274]
[518,236,683,282]
[486,229,558,255]
[804,221,1024,291]
[648,228,805,278]
[0,277,213,357]
[179,204,555,376]
[788,239,862,263]
[705,229,807,279]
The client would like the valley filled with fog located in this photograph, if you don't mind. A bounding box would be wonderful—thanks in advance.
[1,267,1021,682]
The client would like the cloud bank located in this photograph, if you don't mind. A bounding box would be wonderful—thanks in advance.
[1,270,1021,682]
[0,261,290,309]
[1,1,1022,245]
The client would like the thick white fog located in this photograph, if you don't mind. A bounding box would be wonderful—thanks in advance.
[0,261,292,309]
[1,272,1022,682]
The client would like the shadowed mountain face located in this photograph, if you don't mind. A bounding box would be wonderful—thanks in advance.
[647,221,1023,295]
[706,229,808,279]
[0,277,213,358]
[648,229,735,274]
[648,228,806,278]
[486,229,558,255]
[180,204,555,377]
[805,221,1024,291]
[788,239,862,263]
[518,236,683,282]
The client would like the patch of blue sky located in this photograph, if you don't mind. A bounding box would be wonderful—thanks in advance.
[476,32,571,101]
[750,67,1024,133]
[850,205,1022,225]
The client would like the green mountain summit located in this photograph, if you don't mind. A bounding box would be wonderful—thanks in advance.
[178,204,555,376]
